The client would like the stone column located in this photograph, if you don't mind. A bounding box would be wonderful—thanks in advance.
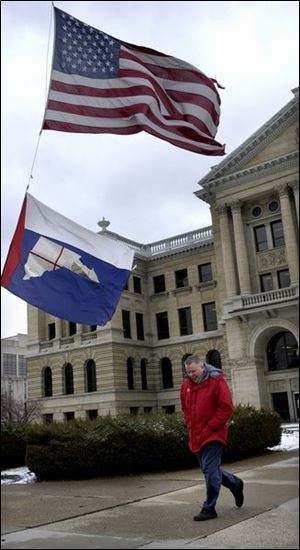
[230,200,252,295]
[55,318,62,338]
[290,180,299,226]
[278,184,299,284]
[217,204,238,297]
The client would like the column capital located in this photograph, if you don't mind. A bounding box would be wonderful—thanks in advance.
[289,180,299,193]
[277,184,289,198]
[216,203,228,215]
[229,199,243,214]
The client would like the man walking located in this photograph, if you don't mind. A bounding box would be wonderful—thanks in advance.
[181,355,244,521]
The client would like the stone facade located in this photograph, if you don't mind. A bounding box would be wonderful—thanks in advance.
[26,88,299,423]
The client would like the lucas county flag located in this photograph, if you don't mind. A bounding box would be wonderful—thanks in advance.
[43,7,225,156]
[1,193,134,325]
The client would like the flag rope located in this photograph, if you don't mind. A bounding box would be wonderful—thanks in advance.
[26,2,54,192]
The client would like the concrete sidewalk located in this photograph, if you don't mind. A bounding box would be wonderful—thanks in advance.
[1,450,299,549]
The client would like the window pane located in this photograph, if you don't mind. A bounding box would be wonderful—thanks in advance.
[48,323,56,340]
[178,307,193,335]
[260,273,273,292]
[277,270,290,288]
[271,220,285,247]
[153,274,166,293]
[156,312,170,339]
[133,276,141,293]
[198,263,213,283]
[175,268,188,288]
[122,310,131,339]
[202,302,218,331]
[3,354,17,377]
[136,313,144,340]
[254,225,268,251]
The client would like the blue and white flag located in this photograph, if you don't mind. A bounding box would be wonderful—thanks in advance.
[1,193,134,325]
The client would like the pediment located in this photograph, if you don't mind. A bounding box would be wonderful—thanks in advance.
[196,89,299,191]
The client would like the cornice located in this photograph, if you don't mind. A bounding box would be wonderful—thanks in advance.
[196,92,299,189]
[195,151,299,202]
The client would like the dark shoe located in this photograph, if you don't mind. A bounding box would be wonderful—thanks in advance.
[233,480,244,507]
[193,508,217,521]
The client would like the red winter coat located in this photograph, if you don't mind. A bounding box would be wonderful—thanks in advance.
[180,374,233,453]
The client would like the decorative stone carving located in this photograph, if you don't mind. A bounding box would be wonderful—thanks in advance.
[277,184,289,197]
[257,249,287,270]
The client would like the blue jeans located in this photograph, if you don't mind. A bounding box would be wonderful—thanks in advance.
[195,441,242,512]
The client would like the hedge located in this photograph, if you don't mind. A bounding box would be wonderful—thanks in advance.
[1,405,281,479]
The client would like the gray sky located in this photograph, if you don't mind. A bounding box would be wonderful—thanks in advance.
[1,0,299,338]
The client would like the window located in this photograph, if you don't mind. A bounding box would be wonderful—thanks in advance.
[48,323,56,340]
[130,407,139,415]
[153,274,166,294]
[90,325,97,332]
[122,310,131,339]
[260,273,273,292]
[127,358,134,389]
[277,269,290,288]
[144,407,152,414]
[271,220,285,247]
[252,206,262,217]
[272,393,290,421]
[64,363,74,395]
[267,331,299,371]
[141,359,148,390]
[254,225,268,251]
[18,355,26,377]
[156,312,170,339]
[64,411,75,421]
[123,281,129,291]
[202,302,218,331]
[133,276,141,293]
[86,409,98,420]
[85,359,97,392]
[268,200,279,212]
[3,354,17,377]
[178,307,193,336]
[43,414,53,423]
[43,367,52,397]
[136,313,145,340]
[206,350,222,369]
[162,405,175,414]
[198,263,213,283]
[161,358,173,388]
[69,322,76,336]
[175,268,188,288]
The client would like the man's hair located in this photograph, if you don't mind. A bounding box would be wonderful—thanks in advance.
[184,355,204,367]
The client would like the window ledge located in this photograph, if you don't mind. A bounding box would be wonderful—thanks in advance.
[172,286,193,296]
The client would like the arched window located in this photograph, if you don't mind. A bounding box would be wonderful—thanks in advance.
[141,358,148,390]
[64,363,74,394]
[267,332,299,371]
[85,359,97,392]
[181,353,192,377]
[161,358,173,389]
[43,367,52,397]
[127,358,134,389]
[206,350,222,369]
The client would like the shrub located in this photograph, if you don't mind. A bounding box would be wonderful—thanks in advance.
[23,405,282,481]
[1,423,27,470]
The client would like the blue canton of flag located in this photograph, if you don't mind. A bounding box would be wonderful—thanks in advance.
[53,10,120,79]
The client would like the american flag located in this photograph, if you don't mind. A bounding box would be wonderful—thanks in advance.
[43,8,225,156]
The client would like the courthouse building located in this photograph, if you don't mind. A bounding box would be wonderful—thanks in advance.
[26,88,299,423]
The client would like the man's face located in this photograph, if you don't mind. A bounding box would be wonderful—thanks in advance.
[185,361,205,381]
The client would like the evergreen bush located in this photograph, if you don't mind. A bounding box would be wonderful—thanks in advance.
[23,405,282,481]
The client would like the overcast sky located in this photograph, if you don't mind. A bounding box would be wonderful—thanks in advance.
[1,0,299,338]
